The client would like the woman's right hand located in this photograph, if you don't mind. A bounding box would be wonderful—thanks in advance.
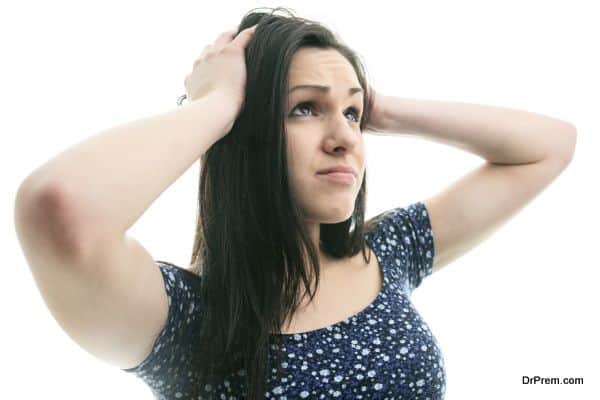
[184,24,258,118]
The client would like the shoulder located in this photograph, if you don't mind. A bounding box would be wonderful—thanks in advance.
[155,261,202,290]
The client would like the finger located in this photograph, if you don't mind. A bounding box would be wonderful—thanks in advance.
[230,24,258,49]
[213,29,237,49]
[196,44,212,58]
[192,44,212,68]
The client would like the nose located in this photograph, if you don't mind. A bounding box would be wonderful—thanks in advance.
[324,111,361,152]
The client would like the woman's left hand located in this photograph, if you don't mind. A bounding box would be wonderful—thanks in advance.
[364,86,387,133]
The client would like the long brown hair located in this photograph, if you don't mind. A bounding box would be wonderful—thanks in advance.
[188,7,379,399]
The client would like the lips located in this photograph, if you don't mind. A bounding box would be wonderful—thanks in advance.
[316,165,357,177]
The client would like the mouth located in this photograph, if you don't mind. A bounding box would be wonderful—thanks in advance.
[316,171,356,184]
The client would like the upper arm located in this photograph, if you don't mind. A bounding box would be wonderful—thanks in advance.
[15,186,169,370]
[423,156,572,274]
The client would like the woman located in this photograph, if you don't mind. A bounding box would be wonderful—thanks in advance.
[14,6,576,400]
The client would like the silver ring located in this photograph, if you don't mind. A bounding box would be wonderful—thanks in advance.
[177,94,188,106]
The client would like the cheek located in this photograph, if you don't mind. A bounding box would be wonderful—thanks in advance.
[286,135,318,168]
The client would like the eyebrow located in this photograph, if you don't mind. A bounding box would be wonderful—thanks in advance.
[288,84,363,97]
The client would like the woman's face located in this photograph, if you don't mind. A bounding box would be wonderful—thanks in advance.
[285,47,366,225]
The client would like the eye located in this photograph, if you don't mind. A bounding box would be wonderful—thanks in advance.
[290,102,316,117]
[345,107,362,123]
[290,101,362,123]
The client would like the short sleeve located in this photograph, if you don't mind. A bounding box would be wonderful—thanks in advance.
[385,201,436,294]
[121,260,203,385]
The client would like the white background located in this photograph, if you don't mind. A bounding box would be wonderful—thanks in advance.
[2,1,598,399]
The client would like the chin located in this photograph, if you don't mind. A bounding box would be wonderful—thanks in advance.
[319,208,355,224]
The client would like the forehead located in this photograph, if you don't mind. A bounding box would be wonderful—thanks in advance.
[288,47,360,90]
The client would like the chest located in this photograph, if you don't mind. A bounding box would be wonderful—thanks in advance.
[278,248,383,334]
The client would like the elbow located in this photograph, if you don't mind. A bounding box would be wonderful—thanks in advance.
[14,182,91,259]
[549,124,577,166]
[15,181,70,227]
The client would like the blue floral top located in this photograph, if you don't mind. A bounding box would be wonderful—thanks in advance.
[122,201,446,399]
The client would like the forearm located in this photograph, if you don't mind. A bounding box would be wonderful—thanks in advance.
[375,96,577,165]
[19,92,235,242]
